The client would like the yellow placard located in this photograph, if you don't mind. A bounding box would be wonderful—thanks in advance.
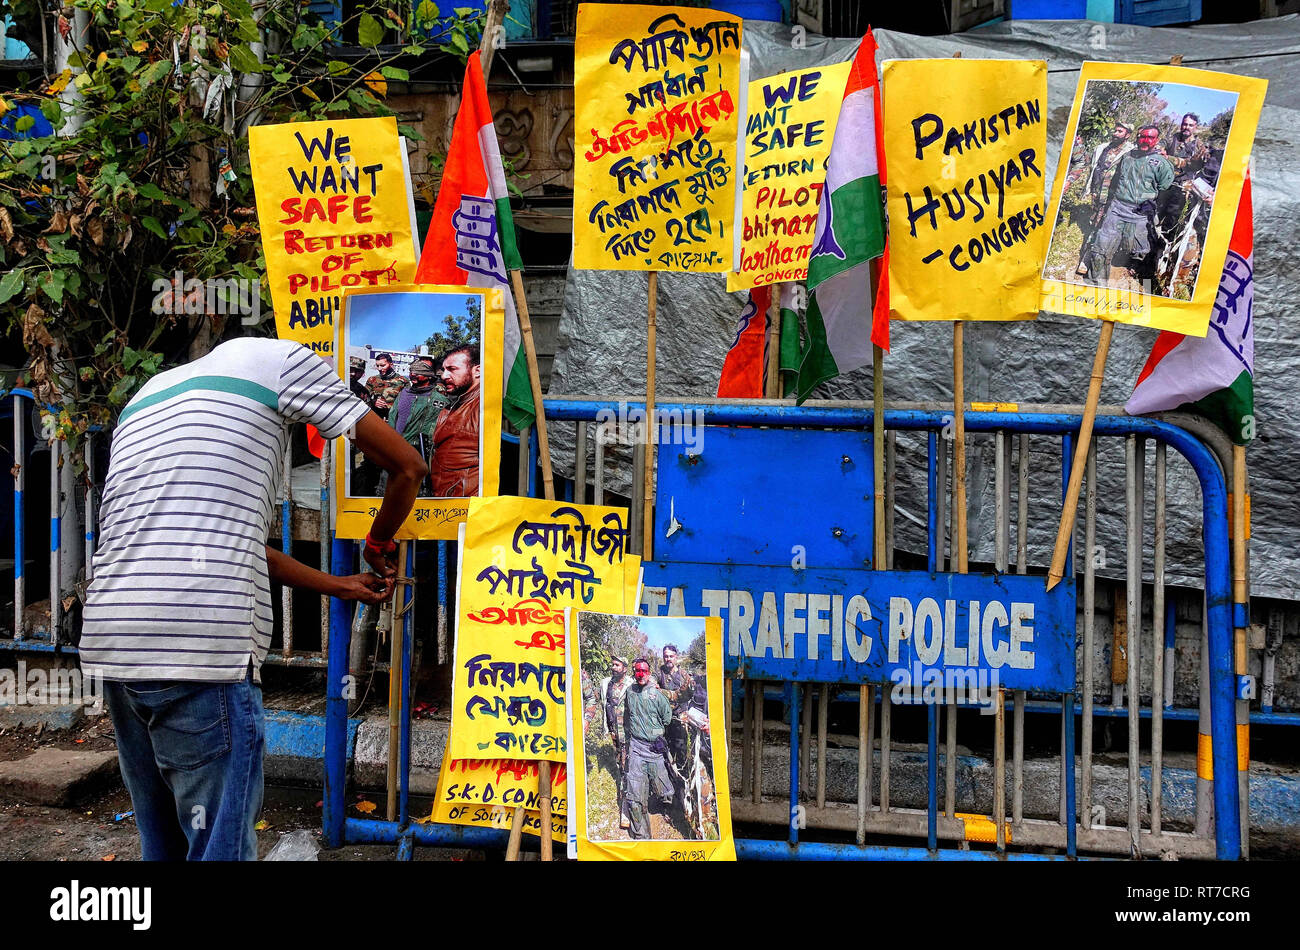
[431,757,566,816]
[333,284,503,541]
[446,496,631,761]
[883,58,1049,322]
[728,62,850,292]
[567,612,734,861]
[422,802,566,844]
[429,553,639,840]
[1039,61,1266,334]
[573,4,743,272]
[249,117,419,354]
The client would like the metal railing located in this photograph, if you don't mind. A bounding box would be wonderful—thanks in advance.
[322,396,1247,860]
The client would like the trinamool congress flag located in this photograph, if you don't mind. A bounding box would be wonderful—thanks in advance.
[416,50,534,430]
[796,30,887,403]
[1126,178,1255,444]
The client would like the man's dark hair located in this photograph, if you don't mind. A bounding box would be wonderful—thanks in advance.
[375,352,393,362]
[1183,112,1200,124]
[663,643,679,655]
[444,344,479,367]
[1138,125,1160,136]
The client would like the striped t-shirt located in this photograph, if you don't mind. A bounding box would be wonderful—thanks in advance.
[80,338,370,683]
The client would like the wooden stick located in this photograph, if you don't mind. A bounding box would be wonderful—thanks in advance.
[873,344,886,570]
[953,322,968,574]
[386,540,408,822]
[505,802,525,860]
[643,271,658,561]
[510,270,555,502]
[1232,443,1248,651]
[1047,320,1115,590]
[537,759,553,861]
[478,0,509,74]
[765,284,782,399]
[505,277,557,852]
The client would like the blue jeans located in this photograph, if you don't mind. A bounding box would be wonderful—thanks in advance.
[105,672,265,861]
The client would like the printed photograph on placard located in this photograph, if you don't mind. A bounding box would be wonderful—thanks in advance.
[342,288,483,499]
[577,612,720,844]
[1042,77,1238,302]
[333,284,504,542]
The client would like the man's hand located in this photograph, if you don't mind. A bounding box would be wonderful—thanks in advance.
[363,537,399,578]
[334,572,394,605]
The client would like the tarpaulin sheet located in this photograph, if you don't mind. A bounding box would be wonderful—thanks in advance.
[549,17,1300,601]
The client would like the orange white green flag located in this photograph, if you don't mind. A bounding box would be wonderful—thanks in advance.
[415,50,534,430]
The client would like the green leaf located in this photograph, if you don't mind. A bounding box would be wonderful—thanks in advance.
[237,16,261,43]
[141,216,167,240]
[358,13,385,47]
[38,270,66,304]
[136,182,169,201]
[140,59,172,87]
[227,44,264,74]
[0,269,24,306]
[450,30,469,54]
[14,115,33,134]
[414,0,438,27]
[326,59,350,77]
[379,66,409,81]
[39,99,63,126]
[401,44,425,56]
[108,374,138,406]
[272,67,291,83]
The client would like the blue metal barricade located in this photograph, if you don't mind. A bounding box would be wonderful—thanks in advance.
[324,398,1244,861]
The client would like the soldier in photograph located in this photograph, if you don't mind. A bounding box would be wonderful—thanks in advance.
[599,656,633,829]
[1083,125,1174,286]
[387,356,447,495]
[364,352,407,421]
[623,658,675,840]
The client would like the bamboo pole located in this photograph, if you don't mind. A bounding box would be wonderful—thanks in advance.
[510,270,555,502]
[1232,442,1249,857]
[1047,320,1115,590]
[644,271,658,561]
[873,344,886,567]
[482,5,555,859]
[952,322,968,573]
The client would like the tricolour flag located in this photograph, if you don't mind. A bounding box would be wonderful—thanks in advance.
[1125,178,1255,444]
[415,50,534,431]
[718,286,801,398]
[796,29,887,403]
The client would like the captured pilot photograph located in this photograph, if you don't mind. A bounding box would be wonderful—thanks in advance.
[1042,77,1239,301]
[577,612,721,844]
[341,288,484,499]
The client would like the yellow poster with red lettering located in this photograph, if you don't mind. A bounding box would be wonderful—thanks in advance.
[446,496,632,761]
[249,116,419,354]
[883,59,1048,323]
[427,497,636,840]
[573,4,743,272]
[728,62,850,291]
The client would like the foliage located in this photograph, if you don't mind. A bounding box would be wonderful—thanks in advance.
[579,613,649,682]
[0,0,483,467]
[1077,80,1167,149]
[421,295,480,359]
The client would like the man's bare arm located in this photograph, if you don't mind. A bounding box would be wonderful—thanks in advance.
[351,410,427,573]
[265,545,391,604]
